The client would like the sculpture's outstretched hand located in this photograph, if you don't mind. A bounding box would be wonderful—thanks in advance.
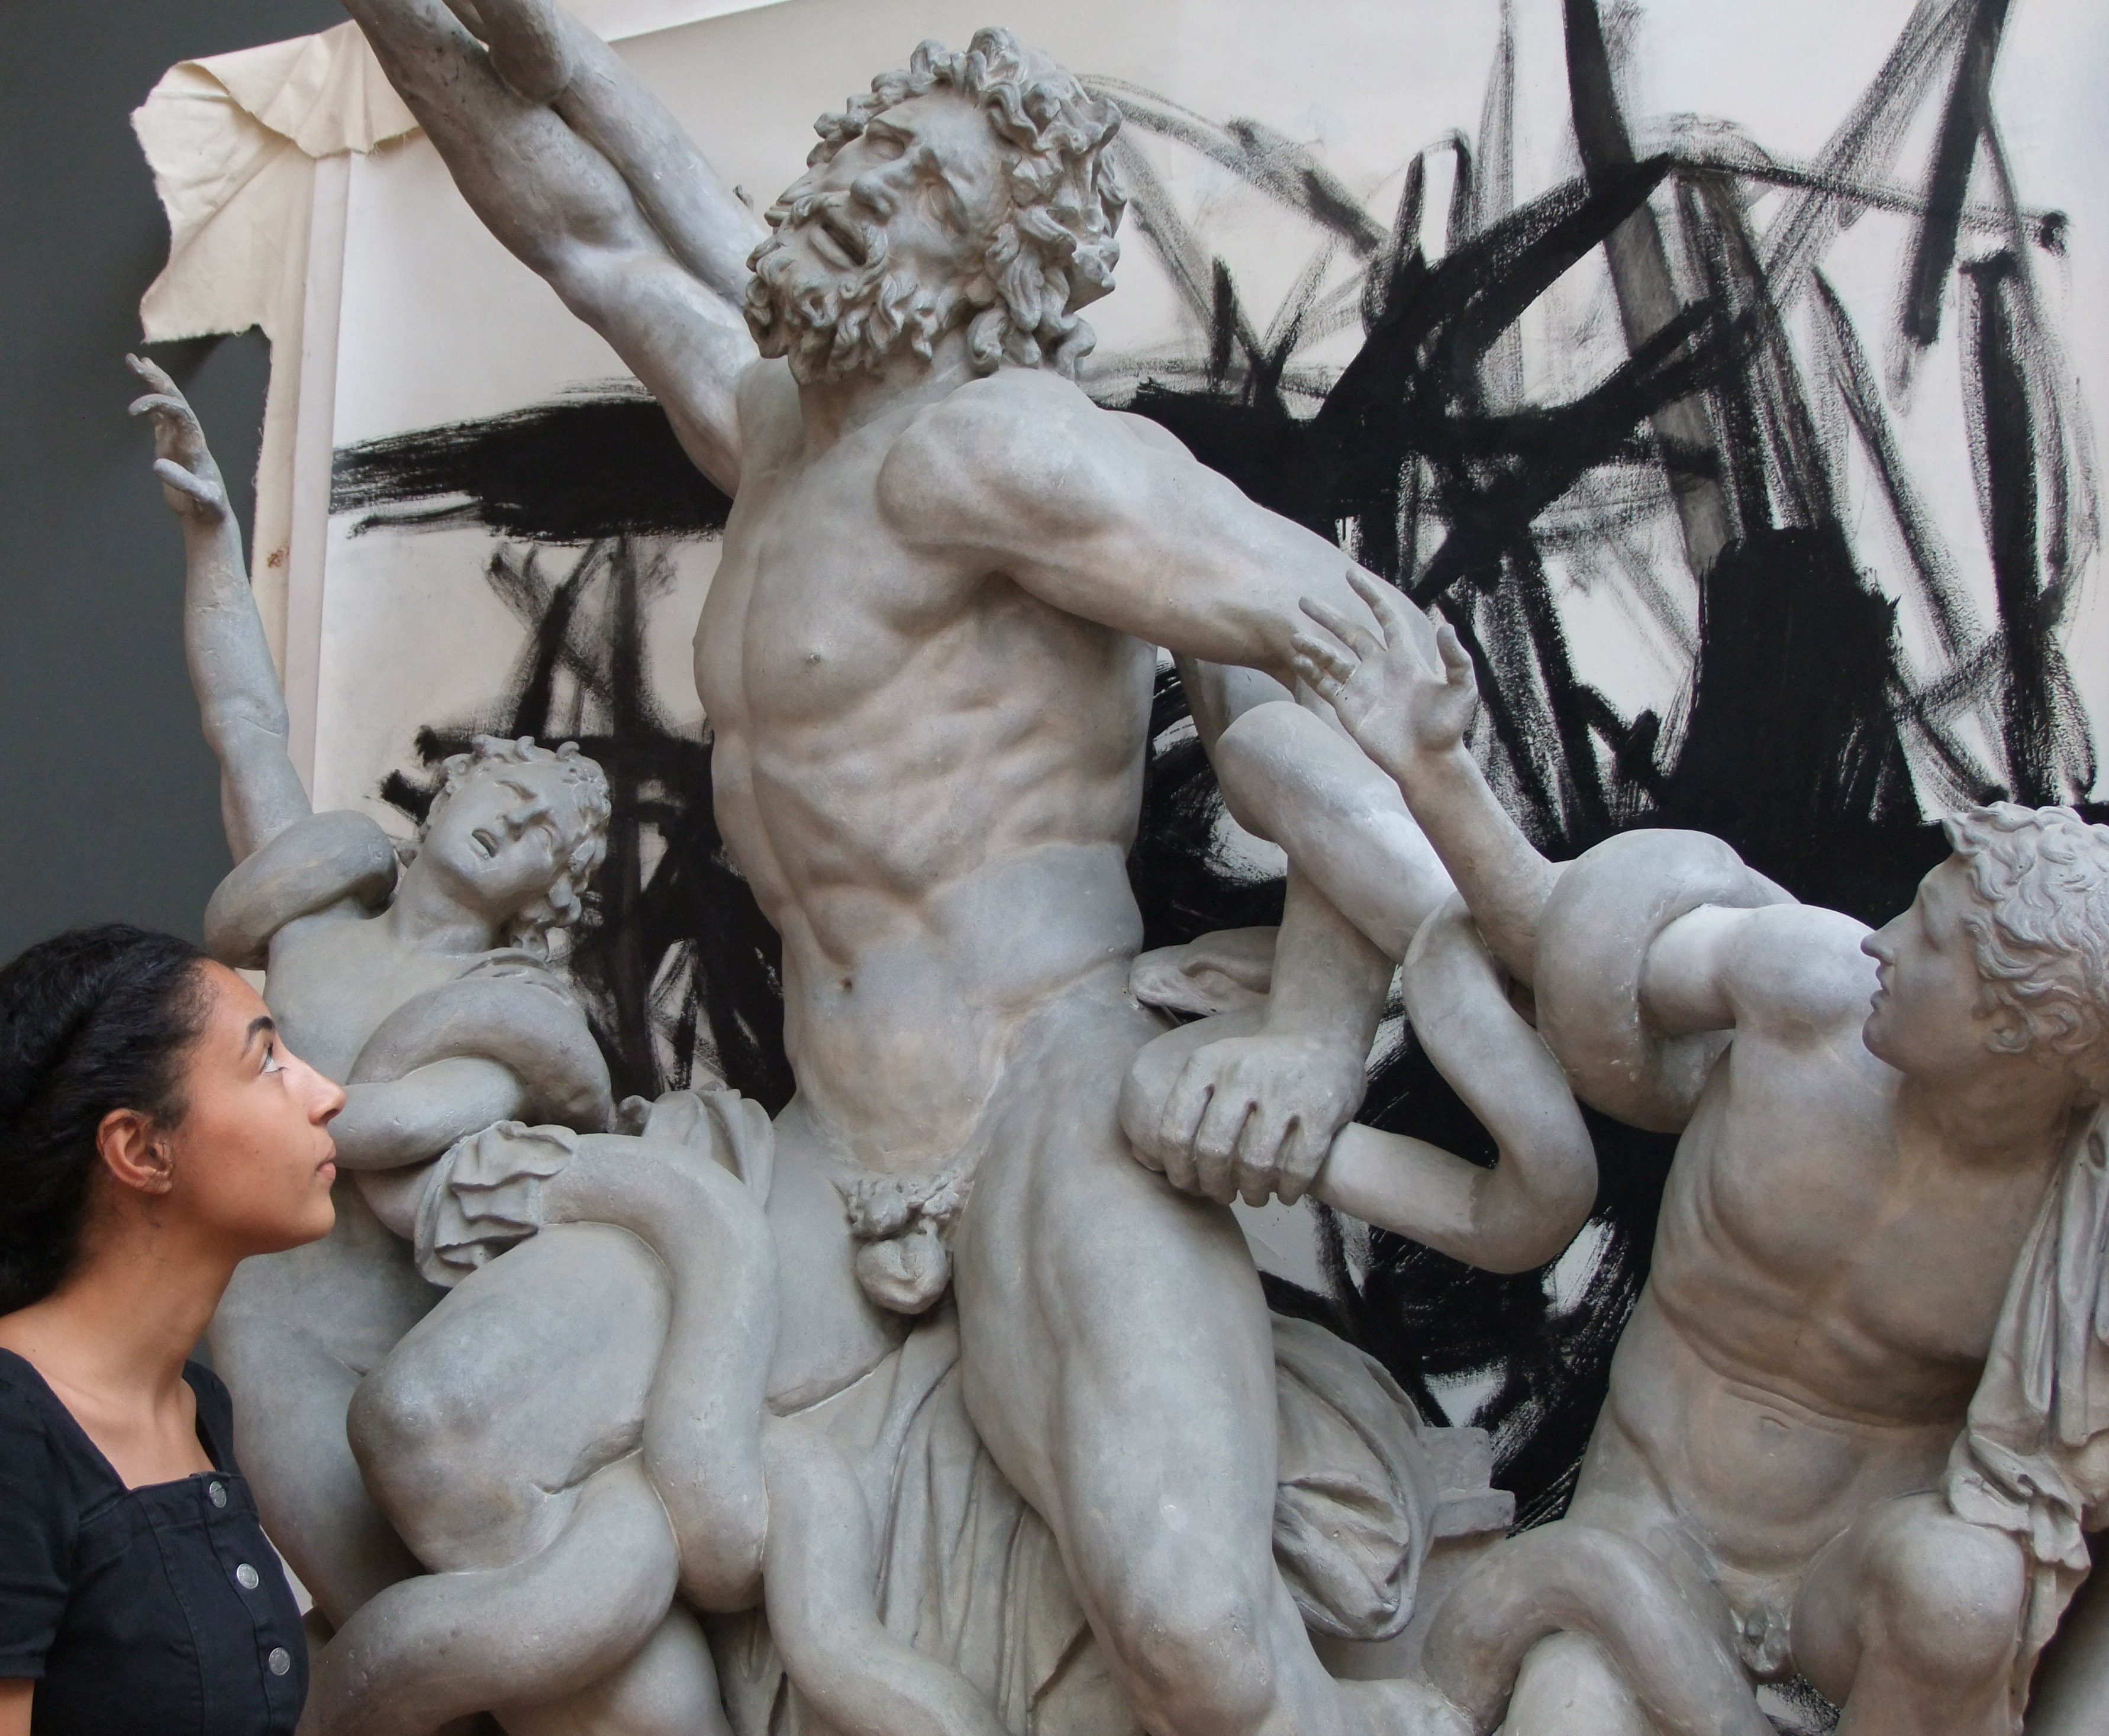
[1294,569,1557,985]
[127,354,229,526]
[1123,1019,1365,1208]
[1292,569,1478,784]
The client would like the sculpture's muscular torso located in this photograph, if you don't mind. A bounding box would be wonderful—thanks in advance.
[1612,896,2059,1599]
[704,360,1161,1174]
[344,8,1440,1734]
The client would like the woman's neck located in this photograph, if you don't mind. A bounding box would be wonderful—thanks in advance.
[0,1207,231,1477]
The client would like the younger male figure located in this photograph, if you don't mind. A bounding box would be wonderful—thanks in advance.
[1292,572,2109,1734]
[133,360,616,1627]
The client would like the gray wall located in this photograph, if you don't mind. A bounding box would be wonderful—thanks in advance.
[0,0,347,960]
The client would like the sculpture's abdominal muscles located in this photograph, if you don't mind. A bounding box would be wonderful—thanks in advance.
[1590,1023,2051,1596]
[696,394,1156,1172]
[1649,1043,2034,1424]
[1591,1295,1959,1602]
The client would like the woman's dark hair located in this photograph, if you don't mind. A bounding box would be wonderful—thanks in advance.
[0,924,211,1314]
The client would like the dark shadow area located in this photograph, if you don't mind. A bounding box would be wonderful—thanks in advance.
[0,0,343,958]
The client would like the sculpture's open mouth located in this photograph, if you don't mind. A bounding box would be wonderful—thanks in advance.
[805,208,869,270]
[472,827,499,859]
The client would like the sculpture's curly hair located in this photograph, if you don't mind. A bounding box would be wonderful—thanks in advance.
[1944,802,2109,1096]
[408,737,612,959]
[806,28,1126,377]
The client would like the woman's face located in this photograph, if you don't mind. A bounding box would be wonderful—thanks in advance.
[159,964,343,1257]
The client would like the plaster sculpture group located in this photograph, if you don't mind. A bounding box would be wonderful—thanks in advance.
[125,4,2109,1733]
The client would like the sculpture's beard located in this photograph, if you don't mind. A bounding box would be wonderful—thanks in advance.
[743,192,966,386]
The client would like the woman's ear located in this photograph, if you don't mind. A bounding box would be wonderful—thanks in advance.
[96,1108,176,1197]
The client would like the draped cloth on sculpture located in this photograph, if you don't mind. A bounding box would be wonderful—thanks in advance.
[713,1306,1450,1736]
[1946,1106,2109,1717]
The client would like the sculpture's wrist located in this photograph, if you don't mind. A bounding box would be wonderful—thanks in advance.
[1390,738,1474,796]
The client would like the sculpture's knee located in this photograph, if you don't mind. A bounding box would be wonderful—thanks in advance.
[1857,1502,2026,1690]
[1098,1551,1280,1735]
[348,1338,524,1566]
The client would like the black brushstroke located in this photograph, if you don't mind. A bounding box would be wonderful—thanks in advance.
[378,540,793,1111]
[1903,0,2013,349]
[333,394,731,542]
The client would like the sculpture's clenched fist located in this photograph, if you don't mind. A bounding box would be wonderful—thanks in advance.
[1121,1018,1365,1208]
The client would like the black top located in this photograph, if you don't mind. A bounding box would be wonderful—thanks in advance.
[0,1349,307,1734]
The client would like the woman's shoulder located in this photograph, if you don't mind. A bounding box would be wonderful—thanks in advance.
[0,1347,62,1440]
[0,1347,80,1508]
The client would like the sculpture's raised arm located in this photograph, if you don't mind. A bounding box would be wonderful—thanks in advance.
[128,356,310,864]
[343,0,762,491]
[1292,567,1560,984]
[1320,896,1597,1272]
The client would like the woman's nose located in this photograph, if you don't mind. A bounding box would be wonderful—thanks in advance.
[312,1067,348,1123]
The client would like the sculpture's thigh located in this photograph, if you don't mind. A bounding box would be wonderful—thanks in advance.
[949,1008,1307,1731]
[951,1019,1276,1544]
[1789,1490,2026,1719]
[1501,1633,1655,1736]
[350,1223,670,1572]
[210,1206,436,1623]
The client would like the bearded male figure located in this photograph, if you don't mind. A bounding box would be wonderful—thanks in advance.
[341,5,1450,1734]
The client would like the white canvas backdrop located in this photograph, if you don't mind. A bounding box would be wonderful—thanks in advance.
[137,0,2109,815]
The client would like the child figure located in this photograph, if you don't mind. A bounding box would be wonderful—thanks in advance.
[130,357,619,1624]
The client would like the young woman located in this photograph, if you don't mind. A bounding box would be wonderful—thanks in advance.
[0,924,343,1735]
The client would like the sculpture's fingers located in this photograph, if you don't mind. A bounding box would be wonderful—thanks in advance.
[1231,1100,1292,1206]
[1289,656,1344,709]
[1300,595,1381,662]
[1291,627,1356,681]
[1189,1085,1252,1203]
[1436,621,1476,689]
[1273,1117,1330,1206]
[127,392,192,425]
[125,353,178,394]
[1344,566,1410,644]
[153,460,221,507]
[1153,1069,1211,1195]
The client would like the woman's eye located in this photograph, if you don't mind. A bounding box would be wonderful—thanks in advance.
[262,1047,283,1076]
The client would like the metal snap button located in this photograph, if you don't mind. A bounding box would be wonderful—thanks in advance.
[267,1647,292,1677]
[236,1563,260,1590]
[207,1482,227,1508]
